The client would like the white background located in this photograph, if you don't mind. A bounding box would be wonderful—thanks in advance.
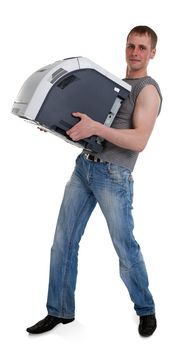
[1,0,193,349]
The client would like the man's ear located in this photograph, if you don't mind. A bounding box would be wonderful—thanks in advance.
[150,48,156,59]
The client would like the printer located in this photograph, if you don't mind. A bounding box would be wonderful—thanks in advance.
[12,57,131,152]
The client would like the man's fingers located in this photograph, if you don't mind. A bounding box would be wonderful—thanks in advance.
[38,127,47,132]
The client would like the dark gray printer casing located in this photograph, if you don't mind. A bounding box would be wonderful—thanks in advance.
[12,57,131,152]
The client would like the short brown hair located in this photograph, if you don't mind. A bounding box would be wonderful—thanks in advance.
[127,25,158,49]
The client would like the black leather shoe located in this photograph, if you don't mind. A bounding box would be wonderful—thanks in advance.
[138,314,157,337]
[26,315,75,334]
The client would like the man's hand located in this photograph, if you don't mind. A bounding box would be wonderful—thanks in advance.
[66,112,99,141]
[37,127,47,132]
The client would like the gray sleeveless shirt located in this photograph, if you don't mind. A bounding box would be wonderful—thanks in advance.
[84,76,162,171]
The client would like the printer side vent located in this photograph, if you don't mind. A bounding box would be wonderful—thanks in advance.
[50,68,67,84]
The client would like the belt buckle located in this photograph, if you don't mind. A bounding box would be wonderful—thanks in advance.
[84,153,102,163]
[84,153,90,160]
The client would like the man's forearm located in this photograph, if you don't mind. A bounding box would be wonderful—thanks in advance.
[67,112,155,152]
[95,122,147,152]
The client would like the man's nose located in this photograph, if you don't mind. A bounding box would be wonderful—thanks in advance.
[132,47,139,56]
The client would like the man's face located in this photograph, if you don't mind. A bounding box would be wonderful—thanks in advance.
[126,32,156,75]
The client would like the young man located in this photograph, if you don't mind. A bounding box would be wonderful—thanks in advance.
[27,25,162,337]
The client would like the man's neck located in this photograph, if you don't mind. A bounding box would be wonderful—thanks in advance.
[127,69,148,79]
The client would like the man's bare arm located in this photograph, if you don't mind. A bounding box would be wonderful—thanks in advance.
[67,85,161,152]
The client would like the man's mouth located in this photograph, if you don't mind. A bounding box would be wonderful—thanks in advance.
[129,59,140,63]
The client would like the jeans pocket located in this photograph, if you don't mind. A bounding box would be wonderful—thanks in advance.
[107,163,133,185]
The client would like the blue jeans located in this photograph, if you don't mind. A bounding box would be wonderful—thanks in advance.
[46,154,155,318]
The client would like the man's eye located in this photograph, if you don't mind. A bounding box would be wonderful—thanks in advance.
[127,44,134,49]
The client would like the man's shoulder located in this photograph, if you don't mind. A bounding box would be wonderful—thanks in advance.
[133,76,162,104]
